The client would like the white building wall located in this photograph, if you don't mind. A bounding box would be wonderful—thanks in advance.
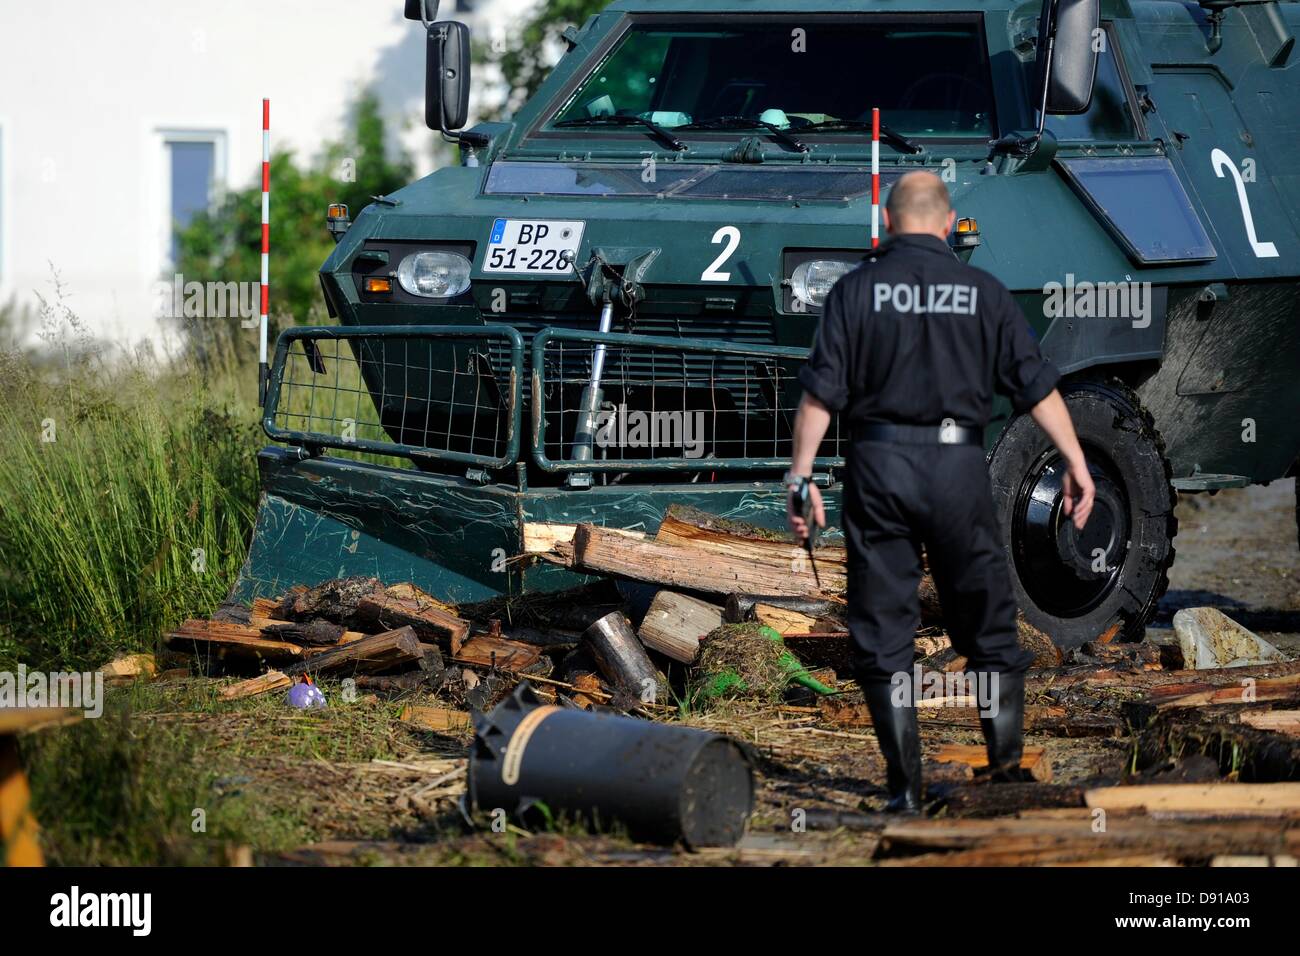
[0,0,531,345]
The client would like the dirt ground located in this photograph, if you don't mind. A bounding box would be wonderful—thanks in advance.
[123,481,1300,867]
[1152,478,1300,654]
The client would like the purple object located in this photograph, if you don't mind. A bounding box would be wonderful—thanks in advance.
[287,682,327,709]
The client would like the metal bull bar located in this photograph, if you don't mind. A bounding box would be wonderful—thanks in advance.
[261,325,524,470]
[261,324,844,477]
[531,327,847,475]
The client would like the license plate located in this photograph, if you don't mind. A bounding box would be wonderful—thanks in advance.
[482,219,585,275]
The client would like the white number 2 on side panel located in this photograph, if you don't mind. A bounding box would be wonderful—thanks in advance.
[701,226,741,281]
[1211,148,1279,259]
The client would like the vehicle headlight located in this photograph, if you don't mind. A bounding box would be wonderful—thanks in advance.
[397,251,472,298]
[790,259,854,309]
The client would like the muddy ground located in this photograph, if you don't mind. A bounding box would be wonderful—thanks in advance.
[122,481,1300,867]
[1152,478,1300,654]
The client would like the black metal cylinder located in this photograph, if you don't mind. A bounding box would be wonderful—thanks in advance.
[469,684,753,847]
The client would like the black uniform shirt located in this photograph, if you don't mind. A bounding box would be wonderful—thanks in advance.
[798,233,1059,428]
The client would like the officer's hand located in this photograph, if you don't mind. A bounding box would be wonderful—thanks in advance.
[1061,457,1095,531]
[787,482,826,541]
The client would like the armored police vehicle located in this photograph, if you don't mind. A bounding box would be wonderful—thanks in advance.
[242,0,1300,648]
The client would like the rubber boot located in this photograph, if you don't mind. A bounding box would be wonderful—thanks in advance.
[978,671,1034,783]
[860,680,923,814]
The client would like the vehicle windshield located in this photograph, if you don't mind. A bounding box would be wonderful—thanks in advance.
[546,18,995,142]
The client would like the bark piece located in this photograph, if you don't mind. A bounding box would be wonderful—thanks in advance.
[218,670,292,701]
[353,593,471,648]
[260,619,347,646]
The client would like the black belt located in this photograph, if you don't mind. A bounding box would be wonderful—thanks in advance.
[851,422,983,446]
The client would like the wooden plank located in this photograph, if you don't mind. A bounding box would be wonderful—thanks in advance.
[1084,783,1300,815]
[1242,710,1300,735]
[752,603,819,637]
[0,736,41,866]
[638,591,723,662]
[934,743,1052,782]
[881,846,1180,867]
[166,619,305,662]
[879,815,1300,857]
[400,705,472,733]
[218,670,292,701]
[452,635,545,673]
[522,522,645,555]
[284,627,423,678]
[101,653,157,683]
[0,707,83,735]
[1151,672,1300,710]
[251,596,280,621]
[571,522,830,597]
[652,505,847,593]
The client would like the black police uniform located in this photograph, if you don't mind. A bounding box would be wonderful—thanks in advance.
[797,232,1060,807]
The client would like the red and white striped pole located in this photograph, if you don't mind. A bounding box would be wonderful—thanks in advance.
[871,107,880,249]
[258,98,270,406]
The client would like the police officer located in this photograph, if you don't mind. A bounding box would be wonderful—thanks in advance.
[786,171,1095,813]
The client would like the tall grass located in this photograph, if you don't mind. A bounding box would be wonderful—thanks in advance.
[0,302,262,670]
[24,696,278,866]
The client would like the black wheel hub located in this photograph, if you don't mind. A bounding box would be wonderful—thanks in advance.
[1012,449,1130,618]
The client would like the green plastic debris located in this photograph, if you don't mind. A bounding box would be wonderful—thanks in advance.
[757,626,835,696]
[701,669,749,699]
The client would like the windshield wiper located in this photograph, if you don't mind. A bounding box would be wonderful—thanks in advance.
[676,116,809,153]
[800,120,923,155]
[552,114,688,152]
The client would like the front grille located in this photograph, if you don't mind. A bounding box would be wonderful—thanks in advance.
[486,311,778,395]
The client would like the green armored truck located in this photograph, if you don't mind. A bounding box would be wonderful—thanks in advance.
[240,0,1300,647]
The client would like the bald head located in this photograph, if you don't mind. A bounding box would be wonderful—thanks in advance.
[884,171,956,240]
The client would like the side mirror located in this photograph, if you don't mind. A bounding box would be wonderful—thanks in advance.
[1038,0,1099,115]
[426,21,471,132]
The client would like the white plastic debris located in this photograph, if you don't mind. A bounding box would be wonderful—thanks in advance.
[1172,607,1286,669]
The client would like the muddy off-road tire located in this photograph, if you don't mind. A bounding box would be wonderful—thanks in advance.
[988,381,1177,648]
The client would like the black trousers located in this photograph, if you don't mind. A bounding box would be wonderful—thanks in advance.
[842,440,1032,682]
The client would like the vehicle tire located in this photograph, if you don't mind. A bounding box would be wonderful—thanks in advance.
[988,380,1177,648]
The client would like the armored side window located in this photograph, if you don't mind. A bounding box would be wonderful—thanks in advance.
[1045,25,1140,142]
[1056,156,1216,264]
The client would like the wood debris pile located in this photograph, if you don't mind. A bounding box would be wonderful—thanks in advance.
[154,504,1300,865]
